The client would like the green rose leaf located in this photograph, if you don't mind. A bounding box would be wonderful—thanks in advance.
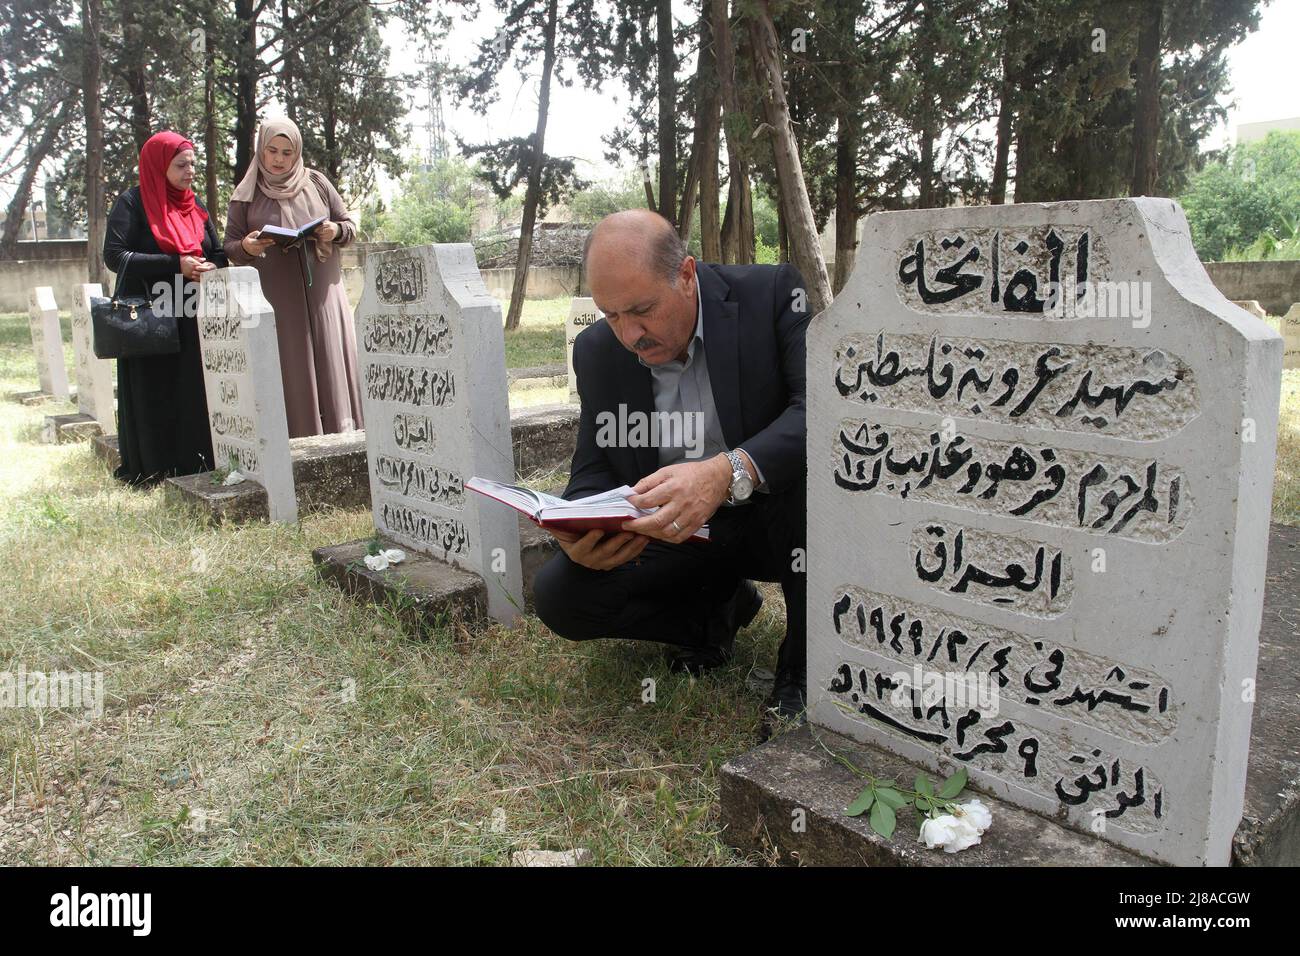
[845,788,875,817]
[915,796,933,813]
[869,798,896,839]
[875,787,908,810]
[936,767,968,800]
[915,774,934,797]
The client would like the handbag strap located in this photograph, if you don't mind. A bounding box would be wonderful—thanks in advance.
[110,251,133,303]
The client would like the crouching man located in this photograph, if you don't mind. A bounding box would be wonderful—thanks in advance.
[531,209,809,736]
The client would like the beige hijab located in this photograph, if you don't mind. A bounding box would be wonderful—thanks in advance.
[232,117,334,260]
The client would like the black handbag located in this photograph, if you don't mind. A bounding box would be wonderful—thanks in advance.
[90,251,180,359]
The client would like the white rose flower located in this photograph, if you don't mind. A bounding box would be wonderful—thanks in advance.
[363,552,391,571]
[919,812,984,853]
[382,549,406,565]
[919,814,959,850]
[955,798,992,833]
[223,469,246,486]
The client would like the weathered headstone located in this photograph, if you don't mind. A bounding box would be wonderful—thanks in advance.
[802,197,1279,866]
[28,287,70,401]
[67,283,114,432]
[355,244,522,623]
[1230,299,1267,322]
[565,296,599,404]
[194,267,297,524]
[1282,304,1300,371]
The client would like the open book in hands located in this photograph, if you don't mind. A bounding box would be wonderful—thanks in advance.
[259,215,328,248]
[467,476,710,541]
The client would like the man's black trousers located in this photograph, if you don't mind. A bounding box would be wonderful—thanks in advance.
[532,482,806,676]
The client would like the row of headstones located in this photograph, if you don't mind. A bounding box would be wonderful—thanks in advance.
[24,284,117,434]
[194,252,525,620]
[191,260,591,571]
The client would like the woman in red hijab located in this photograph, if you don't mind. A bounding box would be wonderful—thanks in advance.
[103,131,228,485]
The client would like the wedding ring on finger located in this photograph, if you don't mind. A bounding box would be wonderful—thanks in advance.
[671,520,683,534]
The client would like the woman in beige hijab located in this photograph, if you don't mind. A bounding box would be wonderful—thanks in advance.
[225,117,364,436]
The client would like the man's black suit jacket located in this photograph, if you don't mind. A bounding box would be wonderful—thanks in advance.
[565,261,809,502]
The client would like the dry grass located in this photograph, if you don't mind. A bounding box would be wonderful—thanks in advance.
[0,305,783,866]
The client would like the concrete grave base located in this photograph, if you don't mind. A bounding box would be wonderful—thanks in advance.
[720,521,1300,868]
[163,472,270,525]
[10,389,53,406]
[91,433,120,472]
[721,723,1151,866]
[40,412,102,444]
[508,363,568,390]
[164,431,368,523]
[160,405,579,525]
[512,403,580,477]
[288,431,369,511]
[312,517,559,633]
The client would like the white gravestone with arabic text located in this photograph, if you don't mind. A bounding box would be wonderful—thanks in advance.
[28,287,70,401]
[806,198,1280,866]
[196,268,298,524]
[355,244,522,624]
[1282,304,1300,371]
[565,296,600,404]
[69,284,115,430]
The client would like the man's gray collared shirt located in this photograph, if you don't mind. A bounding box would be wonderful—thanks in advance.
[639,280,728,469]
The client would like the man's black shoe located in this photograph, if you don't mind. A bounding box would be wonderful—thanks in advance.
[758,666,806,742]
[668,580,763,676]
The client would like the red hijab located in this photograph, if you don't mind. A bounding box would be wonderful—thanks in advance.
[138,131,208,256]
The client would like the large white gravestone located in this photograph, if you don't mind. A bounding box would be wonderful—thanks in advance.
[69,284,114,430]
[197,268,298,524]
[28,287,70,400]
[355,244,522,624]
[565,296,600,404]
[806,198,1281,866]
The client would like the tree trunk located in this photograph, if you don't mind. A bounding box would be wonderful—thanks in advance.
[281,0,298,124]
[656,0,677,225]
[642,161,656,209]
[121,0,151,152]
[776,189,788,263]
[233,0,259,181]
[677,147,700,241]
[713,0,753,264]
[1130,0,1162,196]
[697,12,722,264]
[679,7,721,254]
[204,7,220,215]
[0,99,74,258]
[83,0,108,285]
[832,106,859,293]
[324,29,340,183]
[697,124,721,261]
[506,0,558,332]
[720,182,737,262]
[746,0,831,311]
[990,0,1019,205]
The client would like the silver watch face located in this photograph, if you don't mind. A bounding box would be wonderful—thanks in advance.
[732,473,754,501]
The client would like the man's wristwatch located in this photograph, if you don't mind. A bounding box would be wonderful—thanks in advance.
[724,450,754,504]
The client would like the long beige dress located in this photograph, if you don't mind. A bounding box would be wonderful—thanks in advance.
[224,175,364,437]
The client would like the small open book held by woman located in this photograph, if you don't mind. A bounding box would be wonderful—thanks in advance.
[467,477,710,541]
[259,214,328,248]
